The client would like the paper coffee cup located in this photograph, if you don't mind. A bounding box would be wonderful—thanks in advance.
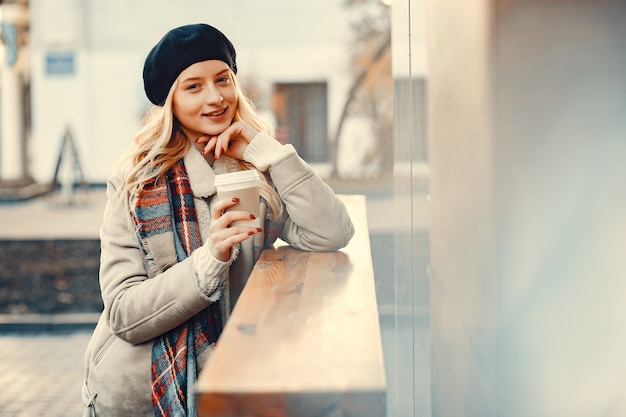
[214,170,261,228]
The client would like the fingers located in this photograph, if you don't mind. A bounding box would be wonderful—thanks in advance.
[194,122,260,160]
[216,210,259,228]
[209,196,263,261]
[195,135,210,145]
[211,197,240,220]
[197,131,232,160]
[196,136,218,157]
[214,129,235,160]
[210,214,261,240]
[211,210,261,233]
[210,226,262,262]
[209,212,263,261]
[211,201,253,231]
[214,122,259,160]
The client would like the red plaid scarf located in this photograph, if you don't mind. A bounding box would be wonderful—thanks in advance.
[133,159,222,417]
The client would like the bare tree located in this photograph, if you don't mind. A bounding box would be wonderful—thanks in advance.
[331,0,392,178]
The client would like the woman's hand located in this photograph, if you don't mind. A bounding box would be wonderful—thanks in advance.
[209,196,262,262]
[196,121,259,161]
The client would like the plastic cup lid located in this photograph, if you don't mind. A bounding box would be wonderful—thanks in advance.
[214,170,260,187]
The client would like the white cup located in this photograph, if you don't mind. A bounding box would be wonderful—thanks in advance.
[214,170,261,228]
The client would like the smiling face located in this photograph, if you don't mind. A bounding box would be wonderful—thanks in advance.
[172,60,239,139]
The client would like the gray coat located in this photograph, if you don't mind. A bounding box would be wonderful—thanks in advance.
[81,134,354,416]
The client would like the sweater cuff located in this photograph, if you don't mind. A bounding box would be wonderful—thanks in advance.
[243,132,296,172]
[191,243,238,300]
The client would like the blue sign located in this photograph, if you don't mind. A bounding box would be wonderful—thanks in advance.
[45,51,75,76]
[1,23,17,67]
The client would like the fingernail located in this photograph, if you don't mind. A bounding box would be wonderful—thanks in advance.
[232,197,240,203]
[257,228,263,233]
[248,231,254,236]
[250,214,256,220]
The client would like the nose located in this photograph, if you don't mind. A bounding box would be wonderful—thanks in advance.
[205,85,223,105]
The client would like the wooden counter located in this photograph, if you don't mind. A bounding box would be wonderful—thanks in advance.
[196,195,386,417]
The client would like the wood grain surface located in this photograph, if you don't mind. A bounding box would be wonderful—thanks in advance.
[197,195,386,417]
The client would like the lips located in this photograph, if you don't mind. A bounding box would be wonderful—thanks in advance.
[205,108,227,117]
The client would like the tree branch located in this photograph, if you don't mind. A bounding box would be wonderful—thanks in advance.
[330,32,391,176]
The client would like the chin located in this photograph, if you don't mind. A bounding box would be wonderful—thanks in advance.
[205,124,230,136]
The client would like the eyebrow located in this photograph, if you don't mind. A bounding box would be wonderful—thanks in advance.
[180,68,230,84]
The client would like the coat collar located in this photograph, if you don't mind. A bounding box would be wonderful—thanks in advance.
[183,146,241,198]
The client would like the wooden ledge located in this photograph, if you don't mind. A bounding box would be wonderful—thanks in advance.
[197,195,386,417]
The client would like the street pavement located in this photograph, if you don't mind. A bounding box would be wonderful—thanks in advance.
[0,331,91,417]
[0,189,101,416]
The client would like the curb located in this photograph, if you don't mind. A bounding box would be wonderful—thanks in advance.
[0,312,100,333]
[0,182,51,203]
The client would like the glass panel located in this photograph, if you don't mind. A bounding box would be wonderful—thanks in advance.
[390,0,431,415]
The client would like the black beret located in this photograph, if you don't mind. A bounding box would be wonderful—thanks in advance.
[143,23,237,105]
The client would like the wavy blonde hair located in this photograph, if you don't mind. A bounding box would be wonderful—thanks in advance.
[117,71,282,217]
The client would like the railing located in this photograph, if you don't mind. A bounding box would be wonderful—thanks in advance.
[196,195,386,417]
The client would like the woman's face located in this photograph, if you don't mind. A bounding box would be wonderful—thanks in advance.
[172,60,238,139]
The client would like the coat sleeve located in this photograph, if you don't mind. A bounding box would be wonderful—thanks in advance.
[244,133,355,251]
[98,177,229,345]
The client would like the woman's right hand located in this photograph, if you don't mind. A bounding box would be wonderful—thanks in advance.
[196,120,260,162]
[209,197,262,262]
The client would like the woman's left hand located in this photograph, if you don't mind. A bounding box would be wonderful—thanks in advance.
[197,121,259,161]
[208,196,262,262]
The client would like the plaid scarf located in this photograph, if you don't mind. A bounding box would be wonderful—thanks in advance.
[133,159,222,417]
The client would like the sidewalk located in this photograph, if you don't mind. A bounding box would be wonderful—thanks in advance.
[0,188,105,240]
[0,188,101,415]
[0,330,92,416]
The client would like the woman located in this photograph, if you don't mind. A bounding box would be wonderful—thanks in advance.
[82,23,354,416]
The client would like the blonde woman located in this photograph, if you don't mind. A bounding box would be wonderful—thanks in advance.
[82,23,354,417]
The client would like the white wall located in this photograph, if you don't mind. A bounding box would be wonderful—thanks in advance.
[29,0,351,183]
[425,0,626,416]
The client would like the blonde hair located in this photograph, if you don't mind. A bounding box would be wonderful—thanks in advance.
[117,70,282,217]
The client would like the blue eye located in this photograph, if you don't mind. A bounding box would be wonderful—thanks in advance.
[217,77,230,84]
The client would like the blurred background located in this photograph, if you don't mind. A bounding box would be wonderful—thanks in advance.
[2,0,626,416]
[0,0,396,313]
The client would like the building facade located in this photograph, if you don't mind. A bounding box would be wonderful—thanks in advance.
[25,0,353,184]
